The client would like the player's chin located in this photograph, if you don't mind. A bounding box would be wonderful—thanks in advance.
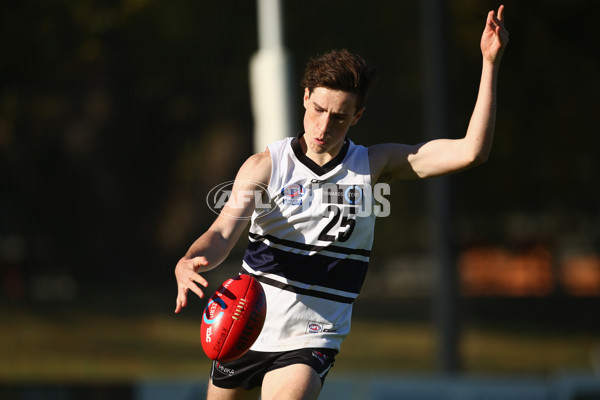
[309,142,328,153]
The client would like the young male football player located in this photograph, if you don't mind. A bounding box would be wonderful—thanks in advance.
[174,6,509,400]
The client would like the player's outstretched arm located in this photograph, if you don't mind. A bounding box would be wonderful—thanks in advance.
[370,5,509,183]
[174,150,272,313]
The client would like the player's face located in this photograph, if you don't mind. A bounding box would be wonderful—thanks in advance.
[302,87,364,161]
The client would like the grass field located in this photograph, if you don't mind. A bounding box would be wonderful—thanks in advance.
[2,304,598,383]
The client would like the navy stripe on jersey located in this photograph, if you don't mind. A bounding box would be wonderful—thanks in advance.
[249,273,355,304]
[242,240,369,296]
[248,232,371,258]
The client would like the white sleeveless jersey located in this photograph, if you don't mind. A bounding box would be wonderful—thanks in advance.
[241,134,376,352]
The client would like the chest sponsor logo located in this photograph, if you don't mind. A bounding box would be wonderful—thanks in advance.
[277,181,392,217]
[322,184,364,206]
[281,184,305,205]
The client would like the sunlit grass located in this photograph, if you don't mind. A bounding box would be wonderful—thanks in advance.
[338,322,436,371]
[462,324,599,373]
[1,306,597,383]
[1,307,211,383]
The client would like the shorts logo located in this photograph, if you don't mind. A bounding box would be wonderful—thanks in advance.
[215,361,235,376]
[281,184,305,205]
[312,351,330,365]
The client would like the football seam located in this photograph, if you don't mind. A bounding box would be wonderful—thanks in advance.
[217,275,252,361]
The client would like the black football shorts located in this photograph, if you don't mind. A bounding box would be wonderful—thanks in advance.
[210,347,337,390]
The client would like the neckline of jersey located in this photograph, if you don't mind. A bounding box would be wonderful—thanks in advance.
[290,132,350,177]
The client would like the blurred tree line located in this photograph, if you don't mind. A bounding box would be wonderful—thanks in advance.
[1,0,599,304]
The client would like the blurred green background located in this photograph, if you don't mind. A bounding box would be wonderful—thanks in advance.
[1,0,600,394]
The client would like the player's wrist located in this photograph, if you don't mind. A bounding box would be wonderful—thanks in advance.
[481,58,501,78]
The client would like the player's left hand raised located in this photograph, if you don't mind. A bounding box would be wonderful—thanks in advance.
[481,5,509,65]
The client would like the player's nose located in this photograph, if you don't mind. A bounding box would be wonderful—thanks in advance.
[316,114,331,135]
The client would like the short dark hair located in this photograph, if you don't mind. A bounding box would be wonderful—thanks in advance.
[301,49,377,112]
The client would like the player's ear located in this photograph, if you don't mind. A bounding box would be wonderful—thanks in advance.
[351,107,366,126]
[303,88,311,108]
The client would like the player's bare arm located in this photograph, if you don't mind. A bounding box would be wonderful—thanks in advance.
[370,5,509,184]
[174,150,272,313]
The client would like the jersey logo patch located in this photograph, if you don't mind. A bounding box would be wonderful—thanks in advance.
[306,321,336,334]
[281,184,305,205]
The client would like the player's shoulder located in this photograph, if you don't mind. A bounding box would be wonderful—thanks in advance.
[366,143,392,169]
[367,142,404,155]
[367,142,414,183]
[245,147,272,170]
[238,147,272,185]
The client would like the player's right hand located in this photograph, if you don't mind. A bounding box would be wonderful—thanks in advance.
[174,256,209,314]
[480,5,509,65]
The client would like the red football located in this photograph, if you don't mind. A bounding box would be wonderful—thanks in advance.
[200,274,267,362]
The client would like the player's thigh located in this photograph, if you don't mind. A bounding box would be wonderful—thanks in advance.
[260,363,322,400]
[206,380,260,400]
